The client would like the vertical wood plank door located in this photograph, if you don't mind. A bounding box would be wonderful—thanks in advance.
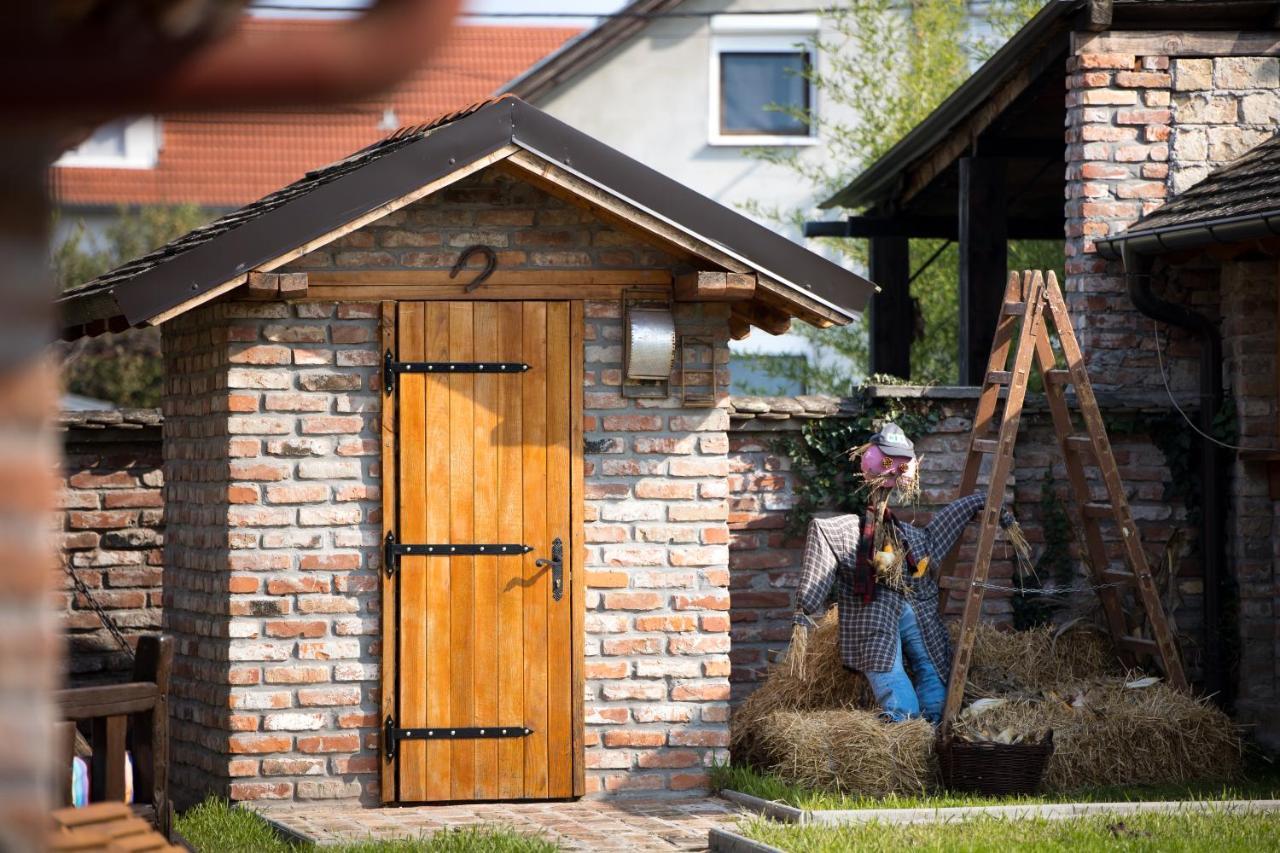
[389,300,578,803]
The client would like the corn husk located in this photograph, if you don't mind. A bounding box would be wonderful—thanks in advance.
[758,710,935,795]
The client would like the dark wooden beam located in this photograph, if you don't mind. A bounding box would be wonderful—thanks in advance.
[869,234,911,380]
[958,157,1007,386]
[806,215,1062,241]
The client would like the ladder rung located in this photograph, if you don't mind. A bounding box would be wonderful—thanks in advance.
[1002,301,1026,315]
[985,370,1012,385]
[1082,501,1113,519]
[1101,570,1137,585]
[1117,636,1159,656]
[1065,435,1094,455]
[1044,369,1071,385]
[972,438,1000,454]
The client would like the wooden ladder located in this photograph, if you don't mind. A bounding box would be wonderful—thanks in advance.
[939,270,1188,730]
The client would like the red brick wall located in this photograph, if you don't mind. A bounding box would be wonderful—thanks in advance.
[57,412,164,682]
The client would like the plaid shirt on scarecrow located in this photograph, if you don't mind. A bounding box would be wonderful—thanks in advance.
[795,493,1016,674]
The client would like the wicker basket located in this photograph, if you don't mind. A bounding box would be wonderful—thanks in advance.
[939,731,1054,796]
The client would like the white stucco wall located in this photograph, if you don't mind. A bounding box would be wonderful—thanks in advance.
[529,0,861,386]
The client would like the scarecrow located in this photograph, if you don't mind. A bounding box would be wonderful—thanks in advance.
[788,423,1029,724]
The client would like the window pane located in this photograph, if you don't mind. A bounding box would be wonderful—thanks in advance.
[720,51,810,136]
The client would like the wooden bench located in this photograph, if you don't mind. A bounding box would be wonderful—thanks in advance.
[49,802,185,852]
[55,635,173,838]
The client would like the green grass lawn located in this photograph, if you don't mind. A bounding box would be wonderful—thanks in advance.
[176,798,558,853]
[738,810,1280,852]
[710,760,1280,811]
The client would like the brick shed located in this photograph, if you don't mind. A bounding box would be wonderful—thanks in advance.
[55,96,874,806]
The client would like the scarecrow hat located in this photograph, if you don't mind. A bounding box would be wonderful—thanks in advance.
[870,422,915,459]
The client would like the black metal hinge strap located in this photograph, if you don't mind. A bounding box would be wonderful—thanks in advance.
[384,349,529,395]
[385,715,532,762]
[384,531,532,576]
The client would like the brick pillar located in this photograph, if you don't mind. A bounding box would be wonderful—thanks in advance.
[163,301,383,807]
[1221,259,1278,750]
[581,300,732,795]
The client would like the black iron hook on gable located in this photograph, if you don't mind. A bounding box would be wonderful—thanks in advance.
[449,244,497,292]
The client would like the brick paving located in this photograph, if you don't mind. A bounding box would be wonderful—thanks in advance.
[252,797,741,850]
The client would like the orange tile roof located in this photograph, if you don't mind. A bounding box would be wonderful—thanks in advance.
[49,19,579,209]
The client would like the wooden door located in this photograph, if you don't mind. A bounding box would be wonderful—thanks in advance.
[385,301,581,802]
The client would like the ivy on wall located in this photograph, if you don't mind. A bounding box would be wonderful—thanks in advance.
[777,377,944,536]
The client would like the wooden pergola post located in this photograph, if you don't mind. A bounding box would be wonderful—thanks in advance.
[958,157,1007,385]
[869,231,912,380]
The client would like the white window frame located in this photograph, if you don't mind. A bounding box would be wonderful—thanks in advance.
[708,14,819,147]
[56,117,161,169]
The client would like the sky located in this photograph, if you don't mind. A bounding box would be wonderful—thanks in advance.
[254,1,632,27]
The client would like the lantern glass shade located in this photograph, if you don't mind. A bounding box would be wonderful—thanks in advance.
[624,307,676,380]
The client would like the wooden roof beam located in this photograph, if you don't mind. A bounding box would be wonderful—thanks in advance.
[674,271,755,302]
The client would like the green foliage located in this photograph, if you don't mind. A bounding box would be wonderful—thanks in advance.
[176,797,559,853]
[54,205,210,407]
[777,381,944,535]
[741,1,1060,389]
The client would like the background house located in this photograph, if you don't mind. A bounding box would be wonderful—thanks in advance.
[50,16,579,244]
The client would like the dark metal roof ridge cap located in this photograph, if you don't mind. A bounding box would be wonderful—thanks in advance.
[508,102,868,320]
[1095,208,1280,259]
[502,0,688,101]
[818,0,1082,211]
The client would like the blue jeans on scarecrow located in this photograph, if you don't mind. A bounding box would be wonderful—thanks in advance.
[864,602,947,723]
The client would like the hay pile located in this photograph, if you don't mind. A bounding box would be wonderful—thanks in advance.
[952,680,1242,790]
[733,610,1243,794]
[958,621,1122,699]
[731,612,874,769]
[758,711,934,795]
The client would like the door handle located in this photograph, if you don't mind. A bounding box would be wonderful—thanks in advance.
[535,537,564,602]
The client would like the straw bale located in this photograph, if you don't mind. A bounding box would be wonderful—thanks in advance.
[951,680,1242,790]
[957,621,1123,698]
[758,710,935,795]
[731,612,875,767]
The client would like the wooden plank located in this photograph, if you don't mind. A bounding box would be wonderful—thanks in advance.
[379,301,398,802]
[869,232,911,378]
[129,635,172,834]
[448,301,477,799]
[309,270,672,287]
[52,802,132,827]
[943,270,1046,730]
[56,721,76,806]
[57,683,159,720]
[730,303,791,336]
[307,284,670,302]
[1073,30,1280,57]
[471,302,500,800]
[396,301,428,801]
[569,300,586,797]
[91,714,128,802]
[959,157,1008,386]
[545,301,573,797]
[938,272,1022,609]
[423,301,453,799]
[496,301,526,800]
[521,301,550,798]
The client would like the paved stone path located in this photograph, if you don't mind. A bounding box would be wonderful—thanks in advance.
[253,797,742,851]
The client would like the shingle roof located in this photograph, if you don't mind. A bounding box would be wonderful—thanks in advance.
[58,96,875,339]
[49,20,578,209]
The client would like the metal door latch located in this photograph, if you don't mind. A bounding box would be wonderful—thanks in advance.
[536,537,564,602]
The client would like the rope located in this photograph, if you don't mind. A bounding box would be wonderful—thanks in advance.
[63,563,136,661]
[966,579,1134,596]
